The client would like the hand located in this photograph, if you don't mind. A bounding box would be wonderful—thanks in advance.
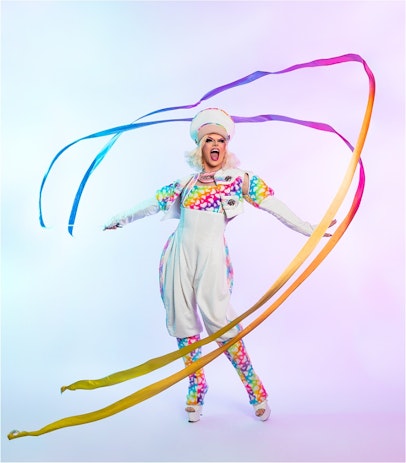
[103,223,122,231]
[323,219,337,237]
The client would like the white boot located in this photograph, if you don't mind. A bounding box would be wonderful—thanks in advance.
[185,405,203,422]
[253,400,271,421]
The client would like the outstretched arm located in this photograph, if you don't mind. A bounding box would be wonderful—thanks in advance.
[242,172,335,237]
[103,197,160,230]
[257,196,336,237]
[103,177,188,230]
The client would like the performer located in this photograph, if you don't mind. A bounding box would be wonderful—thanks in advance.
[104,108,331,423]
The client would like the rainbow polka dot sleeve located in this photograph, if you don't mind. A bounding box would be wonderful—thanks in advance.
[155,181,183,212]
[245,175,274,208]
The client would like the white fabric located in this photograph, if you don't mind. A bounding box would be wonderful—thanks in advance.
[258,196,315,236]
[104,197,160,228]
[160,207,239,341]
[190,108,235,143]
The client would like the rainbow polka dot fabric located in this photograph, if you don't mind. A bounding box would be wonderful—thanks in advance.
[155,174,274,213]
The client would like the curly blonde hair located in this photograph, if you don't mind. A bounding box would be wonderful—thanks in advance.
[184,134,240,171]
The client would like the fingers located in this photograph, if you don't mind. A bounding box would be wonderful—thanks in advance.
[103,223,121,231]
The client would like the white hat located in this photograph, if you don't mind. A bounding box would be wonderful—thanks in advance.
[190,108,235,144]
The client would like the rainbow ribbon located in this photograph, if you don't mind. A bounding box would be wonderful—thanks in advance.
[40,53,366,236]
[9,53,375,439]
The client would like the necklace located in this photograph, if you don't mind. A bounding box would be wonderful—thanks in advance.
[198,171,217,184]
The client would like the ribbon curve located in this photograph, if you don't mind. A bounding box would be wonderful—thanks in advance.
[8,53,375,439]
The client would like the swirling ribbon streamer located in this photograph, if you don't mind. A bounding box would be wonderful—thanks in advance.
[40,53,366,236]
[9,54,375,439]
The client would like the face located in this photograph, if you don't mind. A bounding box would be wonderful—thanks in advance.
[201,133,227,172]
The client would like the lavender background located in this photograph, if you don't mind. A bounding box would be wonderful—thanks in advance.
[1,1,405,462]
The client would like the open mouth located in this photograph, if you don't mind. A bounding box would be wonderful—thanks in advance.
[210,148,220,161]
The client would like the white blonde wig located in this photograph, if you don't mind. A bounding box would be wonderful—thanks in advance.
[184,134,240,171]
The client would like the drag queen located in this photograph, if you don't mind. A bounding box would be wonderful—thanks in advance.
[104,108,321,423]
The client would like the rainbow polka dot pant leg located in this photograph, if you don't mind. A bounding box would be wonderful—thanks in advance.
[177,335,209,406]
[219,338,268,405]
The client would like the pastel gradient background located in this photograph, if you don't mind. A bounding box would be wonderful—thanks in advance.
[1,1,404,462]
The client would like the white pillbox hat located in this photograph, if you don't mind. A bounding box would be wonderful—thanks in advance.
[190,108,235,144]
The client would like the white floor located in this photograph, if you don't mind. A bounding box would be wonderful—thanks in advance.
[2,378,405,463]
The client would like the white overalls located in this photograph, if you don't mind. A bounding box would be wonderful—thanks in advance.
[160,205,238,340]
